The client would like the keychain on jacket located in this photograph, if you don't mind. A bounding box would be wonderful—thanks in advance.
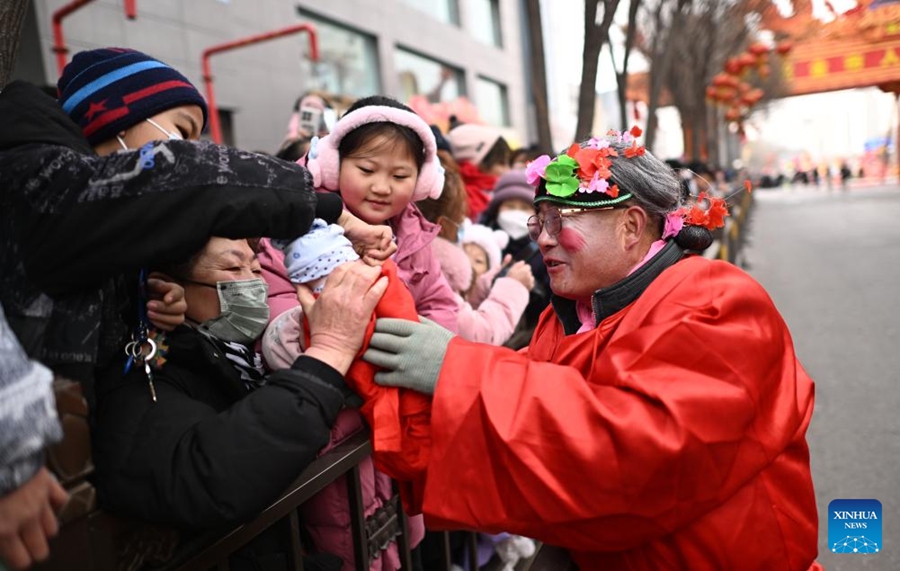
[123,268,158,402]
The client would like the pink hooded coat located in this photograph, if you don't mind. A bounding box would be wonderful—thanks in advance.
[430,237,528,346]
[257,209,455,570]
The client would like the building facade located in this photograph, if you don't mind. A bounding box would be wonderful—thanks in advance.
[16,0,533,152]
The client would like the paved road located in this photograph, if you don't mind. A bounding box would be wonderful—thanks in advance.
[742,185,900,570]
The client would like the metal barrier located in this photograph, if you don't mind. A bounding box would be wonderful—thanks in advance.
[705,187,754,265]
[35,379,541,570]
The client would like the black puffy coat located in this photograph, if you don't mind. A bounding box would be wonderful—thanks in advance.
[0,81,341,398]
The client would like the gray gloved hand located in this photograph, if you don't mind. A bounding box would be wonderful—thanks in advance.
[362,317,455,395]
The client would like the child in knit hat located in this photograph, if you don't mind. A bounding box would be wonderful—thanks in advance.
[58,48,208,156]
[417,152,534,345]
[262,219,360,366]
[57,47,210,333]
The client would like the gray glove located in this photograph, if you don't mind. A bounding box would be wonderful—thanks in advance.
[362,317,455,395]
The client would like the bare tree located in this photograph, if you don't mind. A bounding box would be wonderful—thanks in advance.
[0,0,29,88]
[575,0,622,140]
[641,0,691,153]
[612,0,642,131]
[525,0,553,152]
[641,0,781,161]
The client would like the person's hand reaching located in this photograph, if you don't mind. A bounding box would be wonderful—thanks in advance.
[362,317,455,395]
[296,262,388,375]
[0,468,68,570]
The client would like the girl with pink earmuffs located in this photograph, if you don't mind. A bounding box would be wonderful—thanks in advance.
[259,95,459,332]
[255,97,459,569]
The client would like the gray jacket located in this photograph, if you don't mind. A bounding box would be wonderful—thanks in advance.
[0,304,61,495]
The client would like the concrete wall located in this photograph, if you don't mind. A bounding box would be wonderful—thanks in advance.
[26,0,530,152]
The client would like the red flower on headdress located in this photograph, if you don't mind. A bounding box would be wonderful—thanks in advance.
[608,184,620,198]
[706,197,729,229]
[624,142,646,158]
[684,205,708,227]
[566,143,581,158]
[630,125,643,138]
[744,179,753,193]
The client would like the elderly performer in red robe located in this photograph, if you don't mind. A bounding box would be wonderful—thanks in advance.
[359,129,821,571]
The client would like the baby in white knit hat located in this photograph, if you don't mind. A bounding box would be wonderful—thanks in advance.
[264,219,361,369]
[271,218,360,294]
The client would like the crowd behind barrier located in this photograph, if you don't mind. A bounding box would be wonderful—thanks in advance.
[3,43,776,571]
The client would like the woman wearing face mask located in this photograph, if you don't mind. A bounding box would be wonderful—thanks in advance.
[91,237,386,568]
[479,170,551,348]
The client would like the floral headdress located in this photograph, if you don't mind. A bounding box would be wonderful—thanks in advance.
[527,126,645,208]
[526,126,744,239]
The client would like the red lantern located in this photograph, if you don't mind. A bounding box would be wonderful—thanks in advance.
[717,86,737,101]
[758,64,771,78]
[748,42,769,56]
[725,108,741,122]
[706,86,719,101]
[712,73,731,87]
[738,82,751,94]
[725,57,742,75]
[776,41,793,56]
[738,53,757,68]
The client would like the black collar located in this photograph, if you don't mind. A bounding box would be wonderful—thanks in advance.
[551,240,685,335]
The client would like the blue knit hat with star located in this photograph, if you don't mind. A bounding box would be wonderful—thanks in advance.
[58,48,208,145]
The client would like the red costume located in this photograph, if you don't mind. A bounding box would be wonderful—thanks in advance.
[418,256,820,570]
[305,261,430,509]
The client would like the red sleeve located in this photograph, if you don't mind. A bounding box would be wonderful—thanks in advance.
[420,262,814,552]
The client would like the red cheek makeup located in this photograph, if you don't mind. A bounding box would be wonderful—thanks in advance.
[557,228,587,252]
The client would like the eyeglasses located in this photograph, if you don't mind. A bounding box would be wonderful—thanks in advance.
[526,205,627,241]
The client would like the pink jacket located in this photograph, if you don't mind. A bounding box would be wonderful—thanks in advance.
[430,237,528,346]
[258,204,458,332]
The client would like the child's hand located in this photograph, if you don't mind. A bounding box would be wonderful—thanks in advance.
[505,261,535,292]
[147,273,187,331]
[338,211,397,265]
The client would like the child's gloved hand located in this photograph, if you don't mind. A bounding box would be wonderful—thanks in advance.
[362,317,455,395]
[146,273,187,331]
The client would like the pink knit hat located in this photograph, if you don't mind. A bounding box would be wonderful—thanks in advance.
[304,105,444,201]
[461,222,509,270]
[446,124,503,165]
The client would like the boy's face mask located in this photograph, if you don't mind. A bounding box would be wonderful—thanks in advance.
[117,118,184,150]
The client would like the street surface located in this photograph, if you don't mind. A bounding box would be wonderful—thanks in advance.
[743,183,900,571]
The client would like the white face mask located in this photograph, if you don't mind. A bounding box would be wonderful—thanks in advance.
[497,210,531,240]
[117,118,184,150]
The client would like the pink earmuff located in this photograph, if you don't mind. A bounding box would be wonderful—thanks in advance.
[304,105,444,201]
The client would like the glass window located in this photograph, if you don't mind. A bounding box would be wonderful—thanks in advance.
[400,0,460,25]
[296,10,381,98]
[394,47,465,104]
[475,76,510,126]
[468,0,502,47]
